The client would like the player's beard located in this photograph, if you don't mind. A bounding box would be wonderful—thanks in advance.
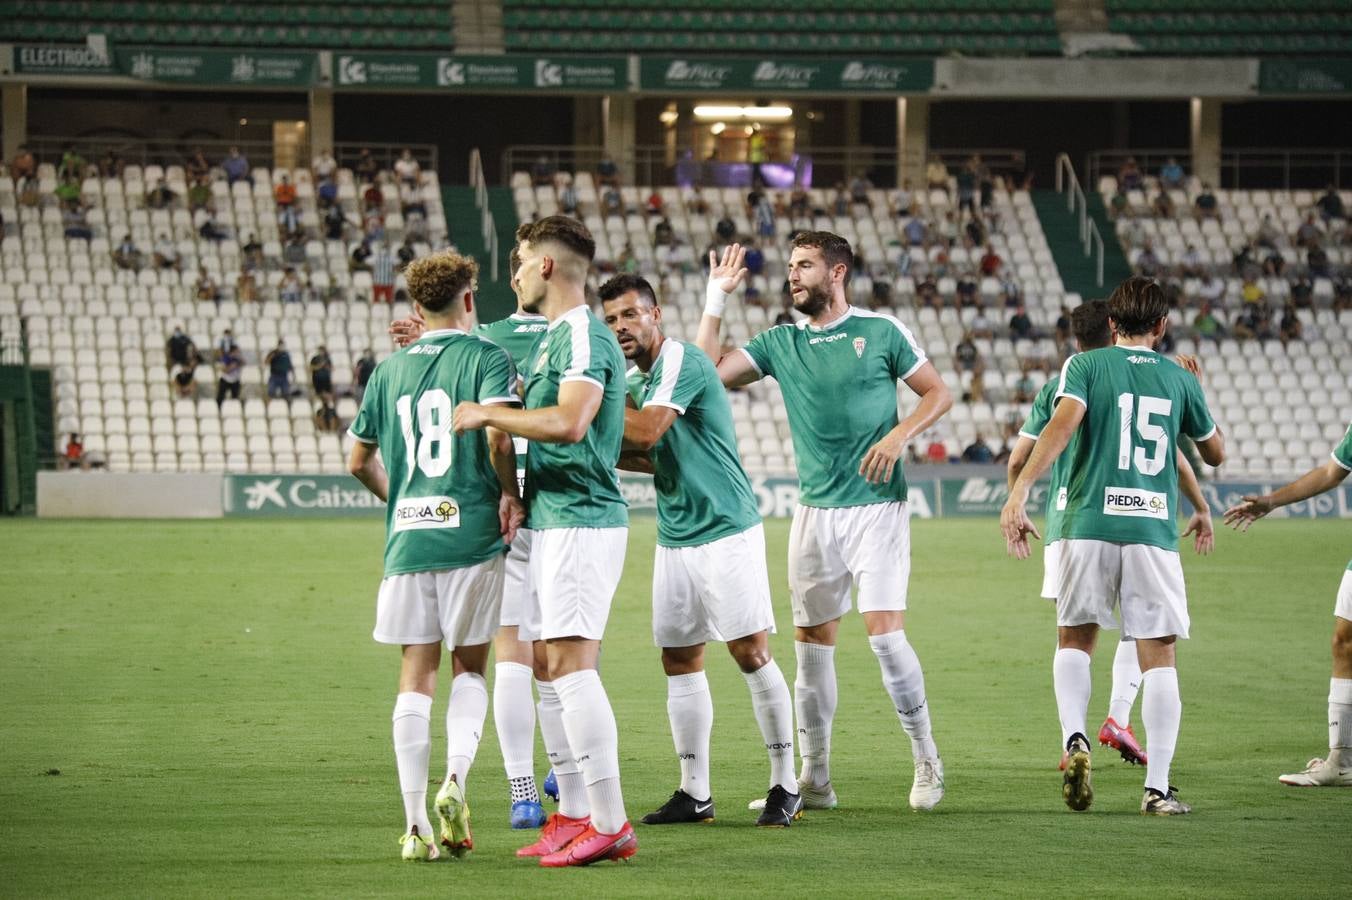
[520,285,546,314]
[793,282,831,317]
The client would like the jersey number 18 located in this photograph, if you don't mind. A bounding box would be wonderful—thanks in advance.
[396,389,453,480]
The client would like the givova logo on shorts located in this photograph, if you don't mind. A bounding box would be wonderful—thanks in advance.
[393,495,461,531]
[1103,486,1168,519]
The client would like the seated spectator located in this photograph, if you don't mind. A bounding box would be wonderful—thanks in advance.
[656,235,695,276]
[60,433,84,469]
[788,183,809,218]
[283,233,307,266]
[1317,184,1345,222]
[185,147,210,180]
[925,438,949,464]
[615,242,638,275]
[1118,156,1143,192]
[749,191,775,239]
[531,154,555,187]
[166,326,196,369]
[187,176,212,212]
[964,215,987,247]
[1000,271,1022,307]
[1178,244,1203,278]
[315,176,338,210]
[58,145,86,181]
[1255,214,1282,249]
[1197,272,1225,306]
[1159,157,1186,190]
[1152,191,1175,219]
[979,243,1003,277]
[916,275,940,310]
[278,267,303,304]
[889,180,915,218]
[113,234,142,270]
[324,204,350,241]
[194,267,220,305]
[399,181,425,217]
[849,173,873,209]
[216,344,244,408]
[97,149,124,180]
[265,340,294,399]
[312,148,337,181]
[146,178,177,210]
[350,240,372,272]
[1294,213,1323,251]
[221,146,251,186]
[363,207,386,243]
[956,273,979,308]
[1193,301,1224,340]
[314,400,342,433]
[1136,240,1162,278]
[963,368,986,404]
[1308,245,1331,279]
[1232,302,1273,341]
[355,147,379,182]
[652,216,675,247]
[688,185,711,216]
[353,349,377,401]
[969,304,992,338]
[152,234,179,270]
[199,210,229,242]
[310,346,334,401]
[238,233,262,272]
[601,185,622,218]
[396,237,417,272]
[62,202,93,241]
[1013,364,1037,403]
[954,331,980,371]
[956,161,978,219]
[54,175,82,206]
[715,214,736,243]
[1241,274,1265,306]
[1108,187,1130,221]
[596,155,619,188]
[1291,275,1314,308]
[1193,183,1219,220]
[235,268,258,303]
[1263,247,1286,278]
[1008,304,1034,341]
[644,189,664,217]
[744,243,765,277]
[559,177,578,216]
[904,216,928,247]
[1054,306,1072,344]
[925,155,949,194]
[172,358,198,399]
[961,433,995,464]
[214,328,235,362]
[831,183,850,217]
[1279,303,1303,344]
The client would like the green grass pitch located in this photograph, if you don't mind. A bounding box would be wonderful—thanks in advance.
[2,516,1351,897]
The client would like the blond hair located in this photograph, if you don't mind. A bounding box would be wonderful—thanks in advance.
[404,250,478,313]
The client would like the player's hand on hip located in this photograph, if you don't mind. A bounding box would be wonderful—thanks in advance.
[1183,510,1214,554]
[708,243,749,295]
[859,433,904,484]
[1175,353,1203,382]
[499,494,526,544]
[999,497,1040,559]
[1222,494,1271,531]
[389,309,426,347]
[452,401,488,433]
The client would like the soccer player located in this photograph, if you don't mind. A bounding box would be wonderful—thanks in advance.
[346,250,526,860]
[695,234,954,813]
[1223,422,1352,787]
[1006,300,1215,772]
[1001,276,1225,815]
[453,216,636,867]
[599,272,801,827]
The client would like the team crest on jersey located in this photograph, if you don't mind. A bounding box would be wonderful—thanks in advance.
[853,337,867,358]
[393,495,461,531]
[533,347,549,373]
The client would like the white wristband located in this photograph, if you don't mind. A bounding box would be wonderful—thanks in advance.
[704,279,727,318]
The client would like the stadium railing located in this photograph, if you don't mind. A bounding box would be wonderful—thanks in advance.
[1054,153,1105,288]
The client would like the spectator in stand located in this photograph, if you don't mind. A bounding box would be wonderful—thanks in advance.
[955,330,980,372]
[399,180,426,218]
[1291,274,1314,308]
[61,201,93,241]
[166,325,196,369]
[615,242,638,275]
[371,243,395,303]
[309,345,334,402]
[969,303,993,338]
[889,179,915,219]
[961,433,995,464]
[214,328,234,362]
[60,433,83,469]
[145,178,177,210]
[1159,157,1186,190]
[352,348,377,402]
[904,216,928,247]
[1013,364,1037,403]
[601,184,622,218]
[172,357,198,399]
[265,339,294,399]
[1317,184,1345,222]
[1136,239,1162,278]
[324,204,350,241]
[1152,190,1175,219]
[221,146,251,186]
[925,437,949,464]
[279,267,303,304]
[1233,302,1273,342]
[362,204,386,243]
[656,233,695,276]
[274,174,298,235]
[559,176,578,216]
[749,190,776,239]
[926,155,949,194]
[1308,244,1331,279]
[1196,271,1225,307]
[57,145,86,181]
[235,268,258,304]
[195,267,220,306]
[596,155,619,188]
[312,148,337,182]
[314,399,342,433]
[1008,304,1034,342]
[114,234,142,270]
[1193,301,1224,340]
[1263,245,1286,278]
[152,234,179,271]
[1054,305,1072,344]
[963,368,986,404]
[831,182,850,216]
[236,233,261,272]
[216,344,244,408]
[531,154,555,187]
[964,213,988,248]
[956,272,979,308]
[283,232,307,266]
[688,185,711,216]
[187,176,212,213]
[1295,213,1324,251]
[1241,273,1266,307]
[1279,303,1303,344]
[350,239,372,273]
[1179,243,1204,278]
[1194,183,1219,221]
[1109,186,1130,221]
[97,149,124,179]
[315,173,338,210]
[956,159,978,220]
[744,242,765,277]
[199,209,229,242]
[849,172,874,209]
[185,147,210,181]
[396,236,417,272]
[715,213,736,243]
[355,147,378,183]
[979,243,1003,277]
[644,188,664,217]
[653,215,674,246]
[916,274,940,310]
[787,182,809,219]
[1255,214,1282,249]
[54,175,82,206]
[1118,156,1143,192]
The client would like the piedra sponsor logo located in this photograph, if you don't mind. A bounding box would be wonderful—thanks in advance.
[753,61,820,89]
[393,496,461,531]
[1103,486,1168,519]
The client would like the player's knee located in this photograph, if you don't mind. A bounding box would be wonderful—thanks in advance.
[1331,623,1352,661]
[729,639,771,673]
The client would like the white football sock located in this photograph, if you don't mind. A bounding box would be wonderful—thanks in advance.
[536,679,588,820]
[794,641,837,786]
[869,630,939,760]
[666,671,713,801]
[1142,667,1182,794]
[445,672,488,791]
[555,669,627,834]
[1328,678,1352,765]
[392,691,434,838]
[743,659,796,792]
[494,662,539,800]
[1108,639,1142,726]
[1053,648,1092,747]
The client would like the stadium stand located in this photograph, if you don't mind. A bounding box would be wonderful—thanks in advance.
[1100,172,1352,479]
[1105,1,1352,55]
[6,2,454,50]
[1,156,448,474]
[502,1,1061,55]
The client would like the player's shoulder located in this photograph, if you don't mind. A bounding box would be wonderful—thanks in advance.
[850,305,918,336]
[1035,376,1059,402]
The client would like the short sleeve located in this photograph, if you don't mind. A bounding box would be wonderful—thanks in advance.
[557,321,608,391]
[742,329,774,378]
[1179,371,1217,441]
[887,317,927,381]
[347,369,380,444]
[644,343,702,415]
[1331,423,1352,471]
[479,345,519,406]
[1019,382,1055,440]
[1055,353,1090,408]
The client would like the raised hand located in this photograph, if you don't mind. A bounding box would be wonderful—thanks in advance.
[1175,353,1203,383]
[389,309,426,348]
[708,243,749,296]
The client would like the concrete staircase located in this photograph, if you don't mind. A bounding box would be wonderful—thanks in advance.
[1031,189,1132,301]
[441,185,516,322]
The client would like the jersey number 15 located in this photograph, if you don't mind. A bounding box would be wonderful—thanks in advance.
[1117,392,1171,477]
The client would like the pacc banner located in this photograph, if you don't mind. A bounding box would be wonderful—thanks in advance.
[640,57,934,93]
[116,47,317,86]
[333,53,627,90]
[1258,59,1352,94]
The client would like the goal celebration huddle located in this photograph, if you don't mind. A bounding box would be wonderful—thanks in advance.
[345,215,1352,867]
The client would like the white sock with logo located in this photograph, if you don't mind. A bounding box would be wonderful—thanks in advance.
[794,642,838,787]
[392,691,435,838]
[1142,667,1182,794]
[666,671,713,801]
[869,630,938,760]
[493,662,539,801]
[1108,639,1142,727]
[555,669,627,835]
[743,660,796,792]
[1053,648,1092,748]
[1328,678,1352,765]
[536,679,588,820]
[444,672,488,791]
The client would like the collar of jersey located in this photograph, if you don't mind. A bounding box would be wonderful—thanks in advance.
[800,306,855,333]
[419,328,466,340]
[508,312,547,322]
[1114,343,1156,353]
[547,304,590,332]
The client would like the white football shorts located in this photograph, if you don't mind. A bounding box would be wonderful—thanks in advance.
[1041,539,1062,601]
[498,527,534,628]
[1055,538,1189,639]
[373,556,505,648]
[788,501,911,628]
[520,527,628,642]
[1335,569,1352,622]
[652,523,776,647]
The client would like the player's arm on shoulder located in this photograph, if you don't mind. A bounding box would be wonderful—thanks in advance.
[1224,455,1349,531]
[623,405,678,452]
[347,438,388,502]
[455,380,602,445]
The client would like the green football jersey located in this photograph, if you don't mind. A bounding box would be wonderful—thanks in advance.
[474,313,548,496]
[742,307,927,508]
[1332,421,1352,570]
[522,305,628,530]
[630,338,760,548]
[348,328,518,577]
[1018,375,1076,544]
[1054,344,1216,552]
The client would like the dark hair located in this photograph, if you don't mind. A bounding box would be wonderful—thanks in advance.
[1108,276,1169,336]
[1070,300,1112,349]
[791,230,853,285]
[508,245,521,274]
[598,273,657,306]
[516,215,595,262]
